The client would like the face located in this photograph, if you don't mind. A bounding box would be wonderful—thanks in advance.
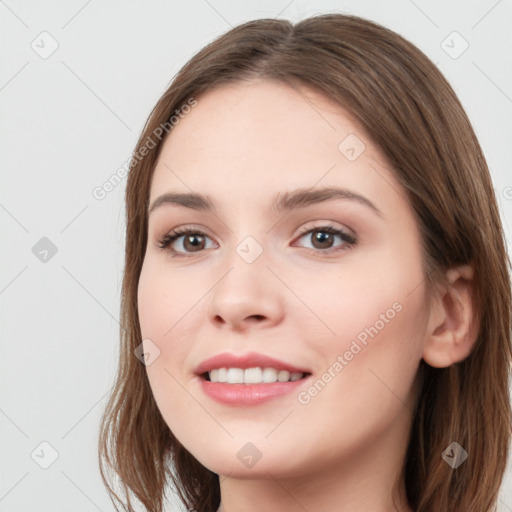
[137,79,430,480]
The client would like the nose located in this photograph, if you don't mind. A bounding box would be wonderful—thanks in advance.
[207,254,285,332]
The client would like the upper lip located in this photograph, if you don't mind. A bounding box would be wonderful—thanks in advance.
[194,351,311,376]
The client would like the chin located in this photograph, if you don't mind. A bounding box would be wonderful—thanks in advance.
[186,440,307,480]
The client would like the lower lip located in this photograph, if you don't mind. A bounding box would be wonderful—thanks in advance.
[198,376,310,406]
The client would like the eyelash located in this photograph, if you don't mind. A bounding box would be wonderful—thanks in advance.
[156,224,357,257]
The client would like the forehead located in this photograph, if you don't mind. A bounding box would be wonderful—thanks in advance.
[149,80,405,217]
[156,79,365,166]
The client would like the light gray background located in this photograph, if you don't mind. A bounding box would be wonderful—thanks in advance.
[1,1,511,511]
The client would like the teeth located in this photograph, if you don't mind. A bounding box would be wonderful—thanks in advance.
[207,367,305,384]
[262,367,278,383]
[278,370,290,382]
[227,368,244,384]
[245,367,263,384]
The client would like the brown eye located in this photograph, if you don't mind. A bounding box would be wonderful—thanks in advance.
[310,231,336,249]
[157,228,216,255]
[294,225,357,254]
[182,234,206,252]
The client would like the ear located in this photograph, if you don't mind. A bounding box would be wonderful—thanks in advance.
[422,264,479,368]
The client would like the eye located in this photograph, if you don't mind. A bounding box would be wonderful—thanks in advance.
[156,226,216,256]
[156,223,357,257]
[293,224,356,254]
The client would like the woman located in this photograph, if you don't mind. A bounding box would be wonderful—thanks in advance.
[98,13,512,512]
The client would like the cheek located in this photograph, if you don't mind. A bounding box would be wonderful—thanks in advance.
[293,251,425,347]
[289,247,427,407]
[137,258,201,341]
[306,269,427,416]
[137,258,207,387]
[137,262,203,437]
[288,286,426,470]
[137,261,194,411]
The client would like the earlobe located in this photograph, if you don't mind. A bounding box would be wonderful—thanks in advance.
[422,264,479,369]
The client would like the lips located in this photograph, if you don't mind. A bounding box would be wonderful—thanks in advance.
[194,352,313,406]
[194,351,311,376]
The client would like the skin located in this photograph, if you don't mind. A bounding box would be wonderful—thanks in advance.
[137,79,477,512]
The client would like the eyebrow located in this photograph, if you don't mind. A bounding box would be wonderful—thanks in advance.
[148,187,383,218]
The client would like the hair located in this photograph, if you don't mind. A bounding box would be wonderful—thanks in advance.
[98,12,512,512]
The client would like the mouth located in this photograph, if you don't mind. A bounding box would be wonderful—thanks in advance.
[198,368,313,406]
[194,352,313,405]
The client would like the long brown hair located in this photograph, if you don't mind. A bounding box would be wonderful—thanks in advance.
[98,13,512,512]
